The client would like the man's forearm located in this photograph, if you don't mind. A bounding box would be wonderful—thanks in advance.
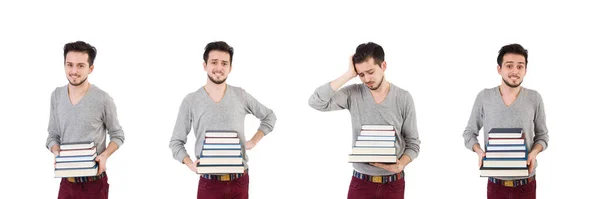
[330,72,355,91]
[51,144,60,156]
[250,130,265,143]
[530,143,543,155]
[398,154,412,166]
[100,141,119,158]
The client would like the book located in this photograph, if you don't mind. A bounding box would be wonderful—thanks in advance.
[203,144,242,150]
[357,136,396,141]
[488,138,525,145]
[488,128,523,139]
[359,130,396,136]
[351,147,396,155]
[486,144,526,151]
[59,146,96,157]
[485,151,526,158]
[480,168,529,177]
[354,141,395,147]
[197,165,245,174]
[201,150,242,156]
[482,158,527,168]
[348,155,397,163]
[59,142,95,150]
[205,131,238,138]
[361,125,394,131]
[55,153,98,162]
[55,161,97,169]
[54,163,99,178]
[198,156,243,165]
[205,138,240,144]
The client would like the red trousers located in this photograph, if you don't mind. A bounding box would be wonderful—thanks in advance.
[197,173,249,199]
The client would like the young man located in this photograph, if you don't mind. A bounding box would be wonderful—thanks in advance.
[169,41,277,199]
[462,44,549,199]
[308,42,420,199]
[46,41,125,198]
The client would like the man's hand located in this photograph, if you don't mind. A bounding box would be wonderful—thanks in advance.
[330,55,358,91]
[347,54,357,78]
[95,153,108,175]
[527,151,538,174]
[476,149,486,168]
[370,159,406,174]
[51,145,60,168]
[183,156,200,174]
[245,139,257,150]
[472,144,486,168]
[245,130,265,150]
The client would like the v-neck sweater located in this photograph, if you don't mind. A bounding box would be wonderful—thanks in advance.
[309,82,421,176]
[463,86,549,180]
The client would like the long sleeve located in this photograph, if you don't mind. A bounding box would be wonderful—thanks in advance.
[533,92,549,151]
[400,92,420,160]
[46,91,60,151]
[169,95,193,163]
[308,82,352,111]
[243,91,277,135]
[463,90,485,151]
[103,96,125,147]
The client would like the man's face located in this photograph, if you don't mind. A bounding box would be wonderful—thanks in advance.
[497,53,527,88]
[355,57,386,90]
[204,50,231,84]
[64,51,93,86]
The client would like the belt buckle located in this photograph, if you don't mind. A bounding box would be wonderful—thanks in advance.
[503,180,514,187]
[372,176,383,183]
[220,174,231,181]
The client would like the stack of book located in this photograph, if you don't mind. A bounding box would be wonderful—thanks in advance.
[348,125,397,163]
[197,131,245,174]
[54,142,99,178]
[480,128,529,177]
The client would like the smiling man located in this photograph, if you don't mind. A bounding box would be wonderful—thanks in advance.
[46,41,125,198]
[169,41,277,199]
[462,44,549,199]
[308,42,421,199]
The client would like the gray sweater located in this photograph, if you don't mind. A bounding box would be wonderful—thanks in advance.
[169,85,276,169]
[462,86,549,180]
[46,85,125,155]
[309,82,421,176]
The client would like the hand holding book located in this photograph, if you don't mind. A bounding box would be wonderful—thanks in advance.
[370,160,405,174]
[95,153,108,175]
[184,156,201,174]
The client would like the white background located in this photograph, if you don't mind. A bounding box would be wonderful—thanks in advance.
[1,0,598,198]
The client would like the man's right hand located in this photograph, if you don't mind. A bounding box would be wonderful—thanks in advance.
[346,55,357,78]
[472,144,486,168]
[476,149,486,168]
[183,156,200,174]
[51,145,60,168]
[330,55,358,91]
[187,160,200,173]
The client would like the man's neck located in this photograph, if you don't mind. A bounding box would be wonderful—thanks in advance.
[370,79,391,96]
[68,82,90,97]
[204,80,227,94]
[499,83,521,97]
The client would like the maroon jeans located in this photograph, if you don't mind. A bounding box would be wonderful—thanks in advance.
[57,174,109,199]
[487,179,536,199]
[347,176,405,199]
[197,174,249,199]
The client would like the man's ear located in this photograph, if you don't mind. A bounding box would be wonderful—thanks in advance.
[497,65,502,75]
